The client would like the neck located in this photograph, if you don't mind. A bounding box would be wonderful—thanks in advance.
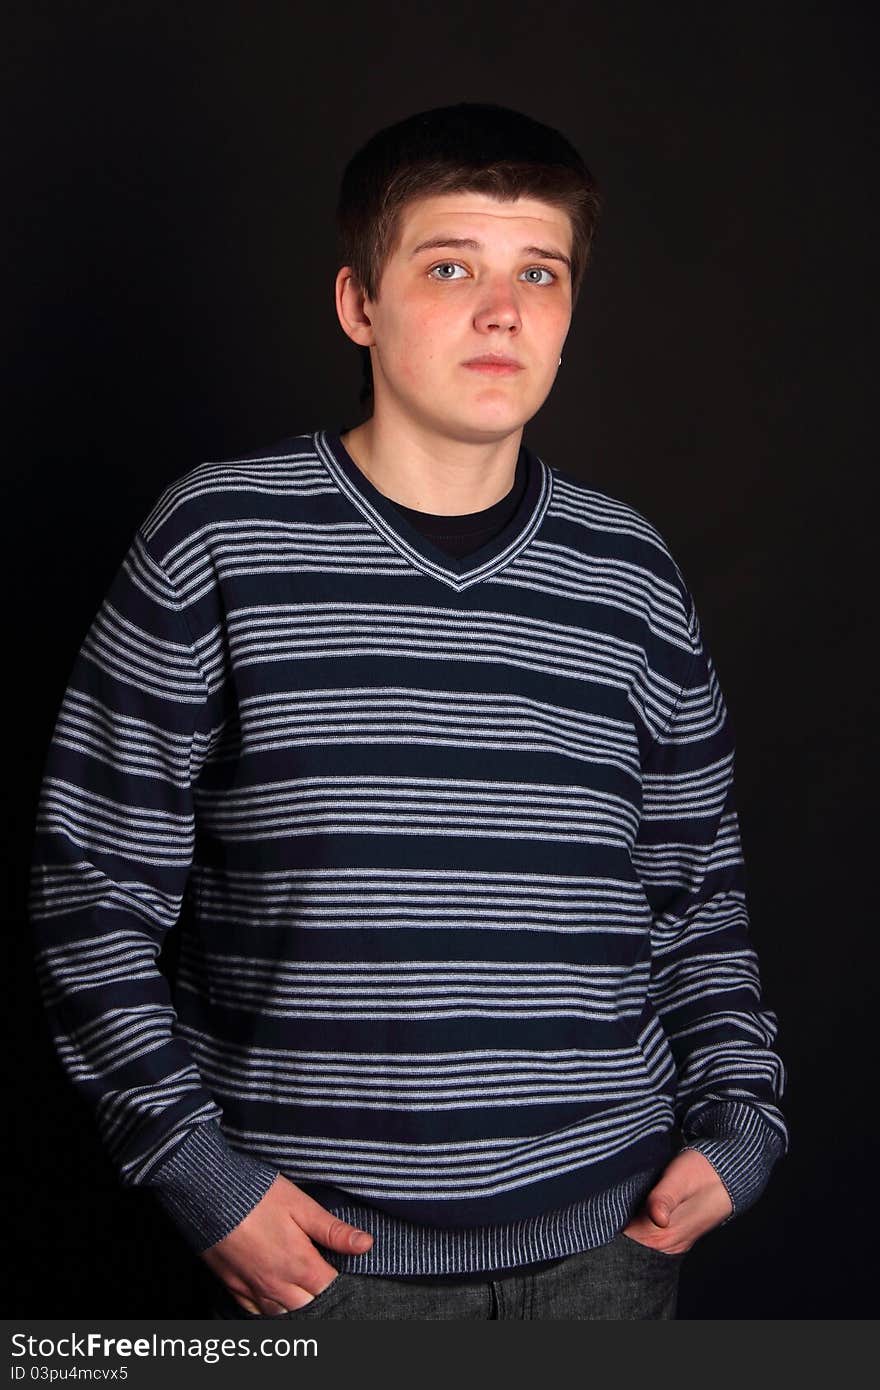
[339,411,523,516]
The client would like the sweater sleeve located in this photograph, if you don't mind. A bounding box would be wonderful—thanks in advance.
[631,593,790,1225]
[28,527,279,1253]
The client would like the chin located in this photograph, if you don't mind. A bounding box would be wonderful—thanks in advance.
[444,400,532,435]
[447,416,527,443]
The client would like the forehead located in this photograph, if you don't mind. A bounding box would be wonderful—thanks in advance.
[395,191,573,251]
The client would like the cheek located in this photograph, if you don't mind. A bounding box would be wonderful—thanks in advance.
[535,297,569,340]
[387,302,454,380]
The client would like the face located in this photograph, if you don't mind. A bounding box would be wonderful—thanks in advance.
[336,191,573,443]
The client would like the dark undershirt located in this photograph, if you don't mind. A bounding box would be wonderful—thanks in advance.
[387,446,529,557]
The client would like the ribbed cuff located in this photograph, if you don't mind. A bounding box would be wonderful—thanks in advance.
[680,1100,787,1225]
[147,1120,280,1253]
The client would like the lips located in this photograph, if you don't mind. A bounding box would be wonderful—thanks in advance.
[462,356,524,374]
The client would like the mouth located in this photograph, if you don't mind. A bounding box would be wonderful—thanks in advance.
[462,357,524,375]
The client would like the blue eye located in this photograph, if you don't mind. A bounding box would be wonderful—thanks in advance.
[522,266,556,285]
[427,262,557,284]
[428,262,468,280]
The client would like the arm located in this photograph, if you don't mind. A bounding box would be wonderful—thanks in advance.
[632,593,789,1225]
[28,527,279,1252]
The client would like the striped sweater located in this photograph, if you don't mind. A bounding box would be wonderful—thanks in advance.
[28,427,789,1275]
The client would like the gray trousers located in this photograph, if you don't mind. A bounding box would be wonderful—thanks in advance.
[210,1232,686,1320]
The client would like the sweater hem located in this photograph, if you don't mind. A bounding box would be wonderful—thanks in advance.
[311,1164,664,1276]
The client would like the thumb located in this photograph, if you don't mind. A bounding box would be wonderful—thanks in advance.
[648,1189,677,1227]
[318,1213,374,1253]
[336,1222,373,1253]
[290,1188,373,1252]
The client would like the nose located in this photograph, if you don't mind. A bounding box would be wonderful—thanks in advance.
[473,276,522,335]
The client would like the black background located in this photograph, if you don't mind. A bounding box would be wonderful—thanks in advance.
[5,0,875,1318]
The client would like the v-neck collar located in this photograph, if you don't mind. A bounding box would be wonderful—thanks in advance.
[312,428,553,593]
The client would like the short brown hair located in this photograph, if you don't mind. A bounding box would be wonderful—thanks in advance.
[336,102,602,414]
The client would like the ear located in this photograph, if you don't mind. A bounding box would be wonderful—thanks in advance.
[335,267,375,348]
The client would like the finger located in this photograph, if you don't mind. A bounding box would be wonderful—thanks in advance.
[286,1188,372,1252]
[257,1293,297,1316]
[236,1287,311,1317]
[236,1294,262,1315]
[323,1213,372,1252]
[279,1285,316,1313]
[243,1269,341,1317]
[282,1270,343,1309]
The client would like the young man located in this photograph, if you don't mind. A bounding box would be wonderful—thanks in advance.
[28,103,789,1321]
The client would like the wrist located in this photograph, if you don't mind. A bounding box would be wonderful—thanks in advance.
[148,1121,280,1253]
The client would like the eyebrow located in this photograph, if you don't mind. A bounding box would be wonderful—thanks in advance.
[409,236,572,275]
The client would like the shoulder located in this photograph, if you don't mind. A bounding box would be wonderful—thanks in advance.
[136,431,322,567]
[545,460,692,611]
